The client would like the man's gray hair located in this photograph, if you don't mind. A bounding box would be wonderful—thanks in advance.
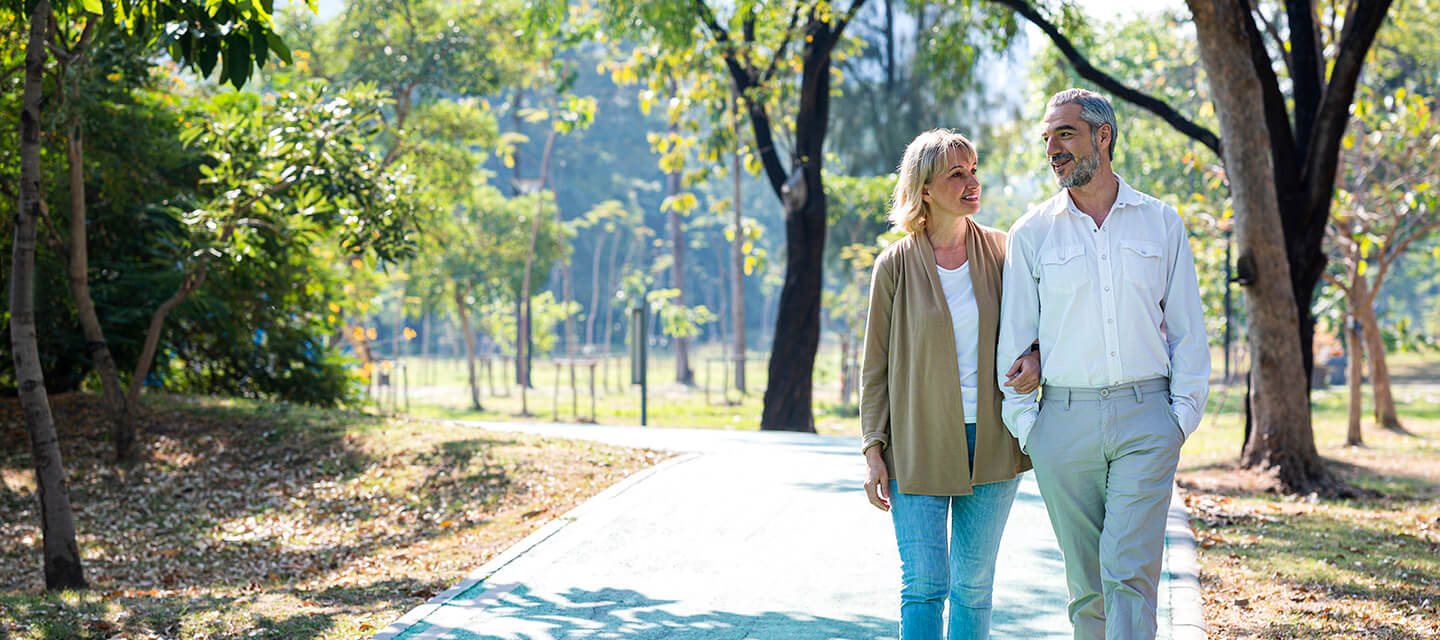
[1047,88,1118,161]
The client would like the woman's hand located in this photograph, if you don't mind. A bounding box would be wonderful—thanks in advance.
[863,446,891,511]
[1004,348,1042,395]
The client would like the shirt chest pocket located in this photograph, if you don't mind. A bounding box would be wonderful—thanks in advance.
[1121,240,1166,296]
[1037,244,1087,293]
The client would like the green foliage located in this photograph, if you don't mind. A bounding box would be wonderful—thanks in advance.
[0,24,203,393]
[825,241,880,347]
[179,81,418,263]
[530,291,580,355]
[161,252,360,406]
[646,288,716,340]
[1326,83,1440,351]
[823,171,892,270]
[827,1,1025,177]
[316,0,512,100]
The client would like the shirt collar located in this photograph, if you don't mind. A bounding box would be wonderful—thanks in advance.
[1053,173,1143,217]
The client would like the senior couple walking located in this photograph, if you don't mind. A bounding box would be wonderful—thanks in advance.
[859,88,1210,640]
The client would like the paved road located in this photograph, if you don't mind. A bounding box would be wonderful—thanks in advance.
[375,422,1199,640]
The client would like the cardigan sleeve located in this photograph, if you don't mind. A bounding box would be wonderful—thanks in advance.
[860,250,897,452]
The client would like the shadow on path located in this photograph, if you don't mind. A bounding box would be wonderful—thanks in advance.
[395,585,897,639]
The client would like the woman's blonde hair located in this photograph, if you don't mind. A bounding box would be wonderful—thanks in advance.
[887,129,977,235]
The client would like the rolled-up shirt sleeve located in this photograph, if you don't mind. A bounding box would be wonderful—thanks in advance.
[1162,208,1211,437]
[997,226,1041,450]
[860,254,896,452]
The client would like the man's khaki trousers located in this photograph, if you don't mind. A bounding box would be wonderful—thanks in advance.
[1028,377,1182,640]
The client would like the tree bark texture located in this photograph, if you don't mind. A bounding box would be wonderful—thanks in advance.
[1188,0,1340,494]
[13,0,88,590]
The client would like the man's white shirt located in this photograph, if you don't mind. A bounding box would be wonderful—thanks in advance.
[997,174,1210,451]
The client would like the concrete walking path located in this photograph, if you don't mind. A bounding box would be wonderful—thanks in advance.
[375,422,1202,640]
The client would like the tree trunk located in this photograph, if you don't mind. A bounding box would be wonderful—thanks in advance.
[421,313,432,385]
[455,284,482,410]
[730,86,747,395]
[601,229,623,356]
[760,13,842,432]
[517,129,558,415]
[63,121,136,460]
[1188,0,1343,495]
[667,147,693,385]
[392,273,407,363]
[514,296,524,386]
[13,0,87,590]
[562,265,574,354]
[1354,282,1404,432]
[585,232,606,349]
[1345,309,1364,446]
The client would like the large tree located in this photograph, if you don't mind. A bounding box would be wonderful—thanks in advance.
[989,0,1394,494]
[597,0,870,431]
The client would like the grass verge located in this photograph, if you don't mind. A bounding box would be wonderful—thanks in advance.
[1176,356,1440,639]
[0,393,664,639]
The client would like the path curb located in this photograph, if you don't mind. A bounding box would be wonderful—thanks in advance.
[1165,483,1208,639]
[371,452,700,640]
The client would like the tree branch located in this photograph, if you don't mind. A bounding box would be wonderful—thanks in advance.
[1372,217,1440,291]
[692,0,787,197]
[985,0,1221,157]
[1321,269,1348,292]
[1253,5,1292,77]
[760,1,805,84]
[693,0,739,60]
[834,0,868,35]
[1240,2,1300,190]
[1301,0,1395,218]
[1285,0,1326,162]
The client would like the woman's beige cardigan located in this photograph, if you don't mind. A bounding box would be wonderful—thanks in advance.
[860,218,1031,496]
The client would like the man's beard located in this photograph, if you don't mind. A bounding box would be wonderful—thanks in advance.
[1055,150,1100,188]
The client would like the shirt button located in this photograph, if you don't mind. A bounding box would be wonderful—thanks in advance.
[1110,351,1117,356]
[1104,286,1111,291]
[1107,318,1114,323]
[1101,254,1108,260]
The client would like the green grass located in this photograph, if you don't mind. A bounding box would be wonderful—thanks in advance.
[393,342,863,436]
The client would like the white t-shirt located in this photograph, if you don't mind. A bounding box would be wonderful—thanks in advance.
[936,262,980,423]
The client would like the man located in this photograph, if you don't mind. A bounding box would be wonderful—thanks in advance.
[997,89,1210,640]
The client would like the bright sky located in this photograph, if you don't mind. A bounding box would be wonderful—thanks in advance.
[312,0,1188,24]
[1078,0,1187,20]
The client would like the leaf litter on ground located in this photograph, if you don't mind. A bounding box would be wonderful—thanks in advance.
[0,393,666,639]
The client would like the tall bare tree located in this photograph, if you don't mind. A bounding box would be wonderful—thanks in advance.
[12,0,86,591]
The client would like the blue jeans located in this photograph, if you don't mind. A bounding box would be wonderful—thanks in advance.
[889,423,1020,640]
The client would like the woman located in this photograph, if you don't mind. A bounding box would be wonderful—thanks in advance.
[860,129,1038,639]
